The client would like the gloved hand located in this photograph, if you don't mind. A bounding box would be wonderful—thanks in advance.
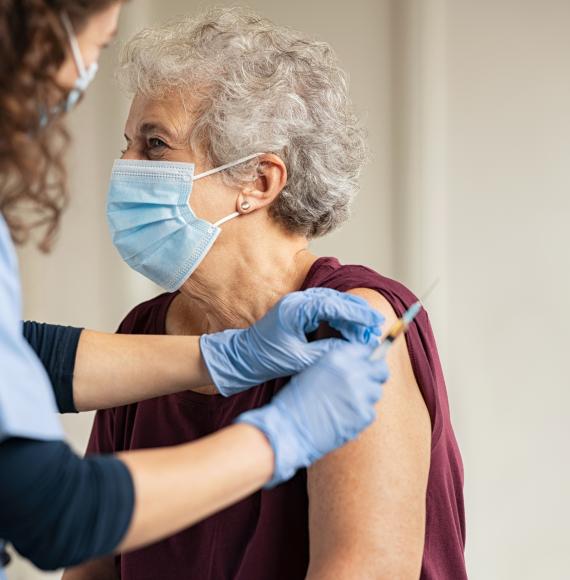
[200,287,384,396]
[236,342,389,487]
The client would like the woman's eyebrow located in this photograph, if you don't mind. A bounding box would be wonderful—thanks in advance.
[139,122,176,141]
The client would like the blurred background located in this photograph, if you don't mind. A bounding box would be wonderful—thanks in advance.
[9,0,570,578]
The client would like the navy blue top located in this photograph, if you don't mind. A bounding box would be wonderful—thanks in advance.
[22,322,82,414]
[0,214,135,572]
[0,320,136,571]
[0,436,134,570]
[0,325,136,571]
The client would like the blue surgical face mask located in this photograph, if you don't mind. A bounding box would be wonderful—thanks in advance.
[60,12,98,113]
[39,13,98,127]
[106,153,262,292]
[40,12,98,125]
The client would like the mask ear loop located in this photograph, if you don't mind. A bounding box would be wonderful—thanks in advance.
[60,12,87,77]
[194,152,265,227]
[213,212,240,227]
[193,152,264,181]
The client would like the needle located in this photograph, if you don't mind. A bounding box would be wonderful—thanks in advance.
[418,278,440,305]
[370,278,440,360]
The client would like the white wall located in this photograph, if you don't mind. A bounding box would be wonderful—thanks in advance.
[9,0,569,578]
[444,1,570,577]
[392,2,570,577]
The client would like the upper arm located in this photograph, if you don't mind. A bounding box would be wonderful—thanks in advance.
[64,412,121,579]
[306,288,431,579]
[22,322,83,414]
[0,438,133,571]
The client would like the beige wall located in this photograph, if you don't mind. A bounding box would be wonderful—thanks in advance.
[445,1,570,577]
[9,0,569,578]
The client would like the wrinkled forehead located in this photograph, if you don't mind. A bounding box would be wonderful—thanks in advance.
[124,92,196,142]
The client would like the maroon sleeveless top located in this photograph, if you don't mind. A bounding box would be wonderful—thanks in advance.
[87,257,466,579]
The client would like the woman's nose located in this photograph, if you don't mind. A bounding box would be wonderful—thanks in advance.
[120,147,143,161]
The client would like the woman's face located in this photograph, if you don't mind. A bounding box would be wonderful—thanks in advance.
[55,3,121,90]
[121,93,245,225]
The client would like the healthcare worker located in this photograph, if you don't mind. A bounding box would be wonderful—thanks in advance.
[0,1,389,576]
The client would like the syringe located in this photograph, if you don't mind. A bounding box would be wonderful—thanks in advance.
[370,279,439,361]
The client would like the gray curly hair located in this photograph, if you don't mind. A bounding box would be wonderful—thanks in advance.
[118,7,367,238]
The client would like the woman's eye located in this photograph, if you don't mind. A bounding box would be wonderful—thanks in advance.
[148,137,167,150]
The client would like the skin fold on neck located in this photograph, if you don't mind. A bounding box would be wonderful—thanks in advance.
[166,215,318,339]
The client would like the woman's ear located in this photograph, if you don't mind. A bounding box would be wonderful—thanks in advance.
[236,154,287,214]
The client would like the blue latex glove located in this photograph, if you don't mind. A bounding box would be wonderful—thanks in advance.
[200,288,384,396]
[236,342,389,487]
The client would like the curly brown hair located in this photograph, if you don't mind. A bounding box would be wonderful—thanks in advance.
[0,0,122,251]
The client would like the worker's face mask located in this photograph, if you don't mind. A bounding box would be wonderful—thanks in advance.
[106,153,261,292]
[59,12,99,113]
[40,13,98,126]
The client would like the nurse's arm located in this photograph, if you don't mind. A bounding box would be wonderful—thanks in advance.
[73,329,211,411]
[23,322,211,412]
[0,423,273,572]
[305,289,431,579]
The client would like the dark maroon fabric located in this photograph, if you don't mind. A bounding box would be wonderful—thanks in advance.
[87,257,466,579]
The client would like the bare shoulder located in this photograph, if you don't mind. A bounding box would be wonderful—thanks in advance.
[347,287,420,391]
[346,287,400,338]
[306,287,432,579]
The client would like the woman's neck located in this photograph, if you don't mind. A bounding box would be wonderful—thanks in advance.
[172,226,317,334]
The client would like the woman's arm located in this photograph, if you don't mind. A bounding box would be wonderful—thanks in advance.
[73,330,210,412]
[0,424,273,571]
[117,424,273,551]
[22,322,83,413]
[24,288,382,413]
[0,437,134,571]
[306,289,431,580]
[22,323,210,412]
[56,340,385,578]
[23,323,210,413]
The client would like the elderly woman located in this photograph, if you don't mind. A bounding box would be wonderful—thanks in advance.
[65,8,466,580]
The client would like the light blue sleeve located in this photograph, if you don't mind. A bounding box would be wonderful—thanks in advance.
[0,215,63,443]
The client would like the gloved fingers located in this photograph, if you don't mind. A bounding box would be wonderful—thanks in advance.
[302,288,371,308]
[360,406,377,429]
[303,337,346,359]
[329,319,381,344]
[338,346,388,404]
[300,291,384,335]
[350,369,385,406]
[365,384,384,405]
[368,358,390,384]
[325,340,375,363]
